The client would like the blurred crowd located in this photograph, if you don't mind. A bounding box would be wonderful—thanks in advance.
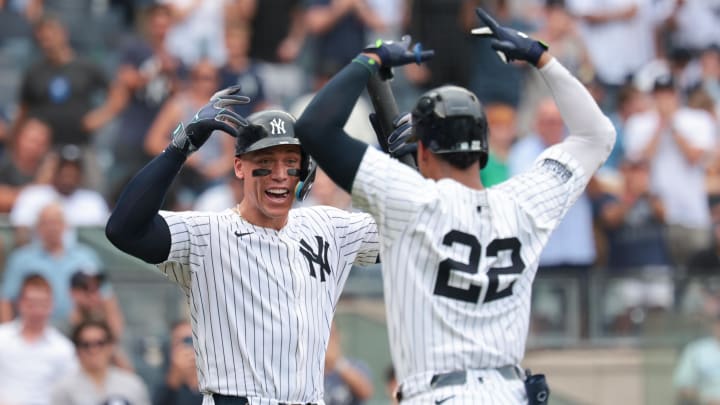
[2,0,720,404]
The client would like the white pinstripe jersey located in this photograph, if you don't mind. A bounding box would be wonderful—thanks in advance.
[351,146,589,384]
[156,206,379,403]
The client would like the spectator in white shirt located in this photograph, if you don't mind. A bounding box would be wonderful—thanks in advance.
[566,0,672,110]
[0,274,78,405]
[624,73,717,266]
[9,144,109,245]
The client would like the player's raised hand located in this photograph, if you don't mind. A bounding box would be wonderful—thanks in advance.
[368,111,416,158]
[471,8,548,66]
[363,35,434,69]
[169,85,251,156]
[386,112,417,159]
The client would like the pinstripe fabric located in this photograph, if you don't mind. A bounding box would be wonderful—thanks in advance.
[351,146,588,400]
[156,206,378,403]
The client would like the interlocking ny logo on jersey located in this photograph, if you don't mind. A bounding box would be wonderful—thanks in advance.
[270,118,286,134]
[299,236,331,282]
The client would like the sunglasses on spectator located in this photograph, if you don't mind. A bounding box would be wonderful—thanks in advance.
[77,339,110,350]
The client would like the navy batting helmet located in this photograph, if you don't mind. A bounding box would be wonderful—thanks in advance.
[234,110,316,201]
[411,85,489,168]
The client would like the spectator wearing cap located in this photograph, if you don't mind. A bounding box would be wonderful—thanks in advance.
[673,313,720,405]
[69,268,124,342]
[0,274,78,405]
[69,269,133,372]
[9,144,110,238]
[624,73,717,268]
[0,203,108,325]
[153,319,203,405]
[51,319,151,405]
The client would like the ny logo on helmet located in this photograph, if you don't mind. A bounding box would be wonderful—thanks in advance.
[270,118,286,135]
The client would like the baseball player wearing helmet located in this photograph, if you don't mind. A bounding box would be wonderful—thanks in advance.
[294,8,615,405]
[105,92,380,405]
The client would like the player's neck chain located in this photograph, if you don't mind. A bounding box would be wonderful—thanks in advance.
[232,205,243,218]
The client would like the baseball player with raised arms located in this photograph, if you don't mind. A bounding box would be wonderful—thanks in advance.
[294,9,616,404]
[105,96,380,404]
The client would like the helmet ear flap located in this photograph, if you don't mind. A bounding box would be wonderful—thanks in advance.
[295,156,316,201]
[479,152,489,169]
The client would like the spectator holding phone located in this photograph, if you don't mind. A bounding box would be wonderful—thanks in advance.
[153,319,202,405]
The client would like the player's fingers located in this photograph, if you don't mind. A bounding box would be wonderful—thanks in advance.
[415,49,434,64]
[211,85,243,99]
[475,8,501,31]
[411,43,434,64]
[211,120,241,137]
[400,34,412,49]
[392,112,411,128]
[388,125,413,151]
[491,39,515,53]
[214,95,252,108]
[471,27,494,36]
[392,143,417,157]
[215,110,249,134]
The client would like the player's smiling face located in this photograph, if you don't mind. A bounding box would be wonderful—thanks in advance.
[235,145,302,229]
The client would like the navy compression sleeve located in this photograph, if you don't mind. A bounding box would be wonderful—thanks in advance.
[105,147,186,264]
[295,56,377,193]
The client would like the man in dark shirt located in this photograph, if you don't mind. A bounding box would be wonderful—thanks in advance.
[154,320,203,405]
[15,16,108,147]
[248,0,307,106]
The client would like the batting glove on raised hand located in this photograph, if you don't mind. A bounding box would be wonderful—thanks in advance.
[386,112,417,159]
[169,85,250,156]
[471,8,548,66]
[368,111,416,158]
[363,35,434,69]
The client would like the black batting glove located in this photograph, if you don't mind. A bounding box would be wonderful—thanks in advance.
[363,35,434,69]
[471,8,548,66]
[387,112,416,159]
[169,85,250,156]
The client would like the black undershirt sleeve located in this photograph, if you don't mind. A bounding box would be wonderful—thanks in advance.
[105,147,186,264]
[295,58,375,193]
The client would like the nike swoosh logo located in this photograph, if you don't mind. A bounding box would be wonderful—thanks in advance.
[435,395,456,405]
[234,231,253,237]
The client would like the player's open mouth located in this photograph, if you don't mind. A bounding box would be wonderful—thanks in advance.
[265,188,290,201]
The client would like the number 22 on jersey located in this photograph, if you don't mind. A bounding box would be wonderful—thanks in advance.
[433,230,525,304]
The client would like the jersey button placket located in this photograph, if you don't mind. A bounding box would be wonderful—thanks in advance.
[280,233,306,390]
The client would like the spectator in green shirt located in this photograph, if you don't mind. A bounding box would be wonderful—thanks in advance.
[480,103,517,187]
